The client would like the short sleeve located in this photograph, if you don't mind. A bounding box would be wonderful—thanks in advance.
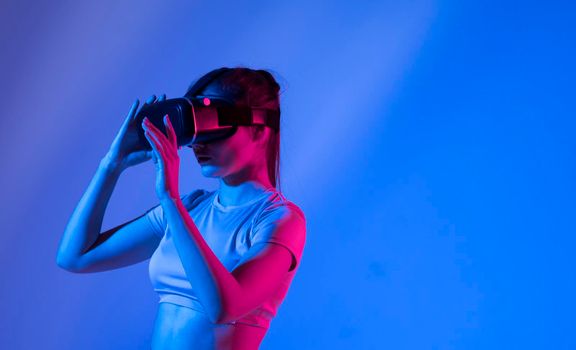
[250,201,307,272]
[181,189,209,210]
[143,189,208,238]
[144,204,165,238]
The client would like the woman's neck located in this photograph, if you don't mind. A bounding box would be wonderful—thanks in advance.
[217,181,274,207]
[217,164,274,207]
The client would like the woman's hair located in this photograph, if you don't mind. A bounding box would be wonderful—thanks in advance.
[185,67,283,192]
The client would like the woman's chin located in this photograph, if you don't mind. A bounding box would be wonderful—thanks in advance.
[199,165,219,177]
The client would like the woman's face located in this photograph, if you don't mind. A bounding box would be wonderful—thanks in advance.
[191,126,267,180]
[189,84,270,184]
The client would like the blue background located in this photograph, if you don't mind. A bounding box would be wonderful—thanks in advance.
[1,0,574,349]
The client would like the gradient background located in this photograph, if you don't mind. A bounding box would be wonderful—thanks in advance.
[1,0,574,349]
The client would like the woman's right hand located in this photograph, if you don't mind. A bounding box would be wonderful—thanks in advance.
[101,94,166,173]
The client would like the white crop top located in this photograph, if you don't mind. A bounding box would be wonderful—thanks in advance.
[144,188,307,329]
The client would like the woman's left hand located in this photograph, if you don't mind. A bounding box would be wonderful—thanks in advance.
[142,115,181,202]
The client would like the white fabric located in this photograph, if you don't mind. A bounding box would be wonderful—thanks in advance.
[145,188,306,329]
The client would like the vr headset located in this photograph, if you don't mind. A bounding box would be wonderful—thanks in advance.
[134,68,280,151]
[134,95,279,151]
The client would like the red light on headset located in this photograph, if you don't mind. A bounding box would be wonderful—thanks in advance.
[203,97,211,106]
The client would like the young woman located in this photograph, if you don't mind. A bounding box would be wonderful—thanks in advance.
[56,67,307,349]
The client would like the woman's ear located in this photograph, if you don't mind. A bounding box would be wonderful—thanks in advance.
[251,125,269,145]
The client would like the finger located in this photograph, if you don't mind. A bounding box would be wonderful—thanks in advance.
[158,93,166,102]
[145,94,157,105]
[144,141,159,165]
[144,128,166,156]
[151,148,159,165]
[143,117,167,142]
[124,98,140,124]
[143,119,168,154]
[148,138,165,171]
[143,117,171,151]
[110,99,140,148]
[129,99,140,115]
[164,115,177,147]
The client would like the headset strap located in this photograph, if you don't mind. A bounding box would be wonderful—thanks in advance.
[217,106,280,132]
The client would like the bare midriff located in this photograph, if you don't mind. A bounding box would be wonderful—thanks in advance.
[151,302,268,350]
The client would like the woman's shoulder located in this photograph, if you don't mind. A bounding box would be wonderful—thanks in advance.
[181,189,215,210]
[258,191,306,223]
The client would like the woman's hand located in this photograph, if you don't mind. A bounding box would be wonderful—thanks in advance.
[142,114,182,202]
[102,94,166,173]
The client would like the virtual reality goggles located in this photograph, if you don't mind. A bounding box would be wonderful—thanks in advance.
[134,95,280,150]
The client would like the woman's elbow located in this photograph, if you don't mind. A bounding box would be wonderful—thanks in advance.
[56,255,84,273]
[214,311,236,325]
[214,304,251,325]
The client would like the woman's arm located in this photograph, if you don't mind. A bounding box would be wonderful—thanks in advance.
[56,159,122,270]
[160,197,293,324]
[56,96,163,271]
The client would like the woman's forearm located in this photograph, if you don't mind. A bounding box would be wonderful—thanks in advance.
[160,196,242,324]
[56,157,123,269]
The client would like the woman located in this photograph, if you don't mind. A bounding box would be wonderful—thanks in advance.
[56,67,307,349]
